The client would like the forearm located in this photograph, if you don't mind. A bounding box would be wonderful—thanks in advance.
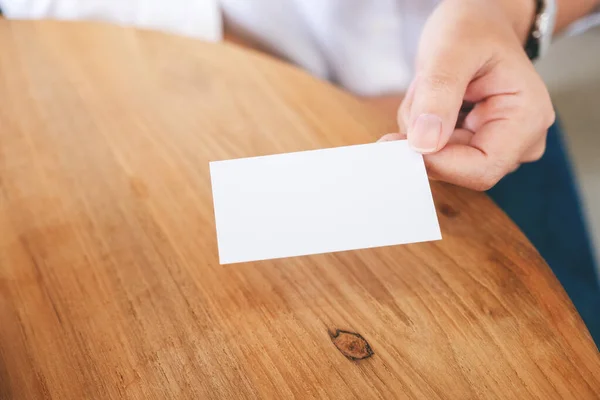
[555,0,600,32]
[495,0,600,42]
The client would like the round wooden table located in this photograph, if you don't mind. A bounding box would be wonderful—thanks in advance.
[0,20,599,399]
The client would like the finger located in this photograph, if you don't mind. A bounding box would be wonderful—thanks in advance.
[463,60,555,135]
[521,135,547,163]
[462,95,521,134]
[377,128,472,145]
[447,128,474,146]
[377,133,406,142]
[407,31,487,154]
[423,120,522,191]
[463,51,533,104]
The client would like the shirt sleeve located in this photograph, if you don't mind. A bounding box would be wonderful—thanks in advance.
[565,5,600,36]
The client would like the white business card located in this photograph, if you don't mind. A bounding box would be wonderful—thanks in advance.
[210,141,441,264]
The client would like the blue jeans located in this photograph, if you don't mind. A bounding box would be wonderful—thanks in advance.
[488,120,600,345]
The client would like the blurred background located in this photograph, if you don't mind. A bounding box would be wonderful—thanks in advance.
[536,26,600,276]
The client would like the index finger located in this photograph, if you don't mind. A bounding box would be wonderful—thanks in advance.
[422,118,523,191]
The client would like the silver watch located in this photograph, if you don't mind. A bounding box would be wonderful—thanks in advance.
[527,0,558,60]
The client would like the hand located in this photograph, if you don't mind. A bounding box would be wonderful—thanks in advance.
[383,0,555,191]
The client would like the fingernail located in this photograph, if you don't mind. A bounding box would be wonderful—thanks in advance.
[409,114,442,153]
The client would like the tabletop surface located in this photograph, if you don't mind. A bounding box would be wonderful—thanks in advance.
[0,20,599,400]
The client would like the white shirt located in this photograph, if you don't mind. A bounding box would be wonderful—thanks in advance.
[0,0,598,95]
[0,0,222,41]
[221,0,439,94]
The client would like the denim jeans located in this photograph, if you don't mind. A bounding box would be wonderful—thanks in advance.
[488,120,600,346]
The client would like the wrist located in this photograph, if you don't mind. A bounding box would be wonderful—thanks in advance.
[493,0,538,43]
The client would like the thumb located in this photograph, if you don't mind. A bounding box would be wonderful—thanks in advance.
[406,70,470,154]
[405,46,482,153]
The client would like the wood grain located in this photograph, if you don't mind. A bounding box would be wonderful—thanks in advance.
[0,20,599,400]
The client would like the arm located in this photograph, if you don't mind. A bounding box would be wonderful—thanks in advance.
[554,0,600,32]
[497,0,600,42]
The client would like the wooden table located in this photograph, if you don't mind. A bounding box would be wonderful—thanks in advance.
[0,20,599,400]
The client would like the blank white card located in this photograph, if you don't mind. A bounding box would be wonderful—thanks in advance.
[210,141,441,264]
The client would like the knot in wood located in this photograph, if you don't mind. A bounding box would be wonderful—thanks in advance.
[329,329,374,361]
